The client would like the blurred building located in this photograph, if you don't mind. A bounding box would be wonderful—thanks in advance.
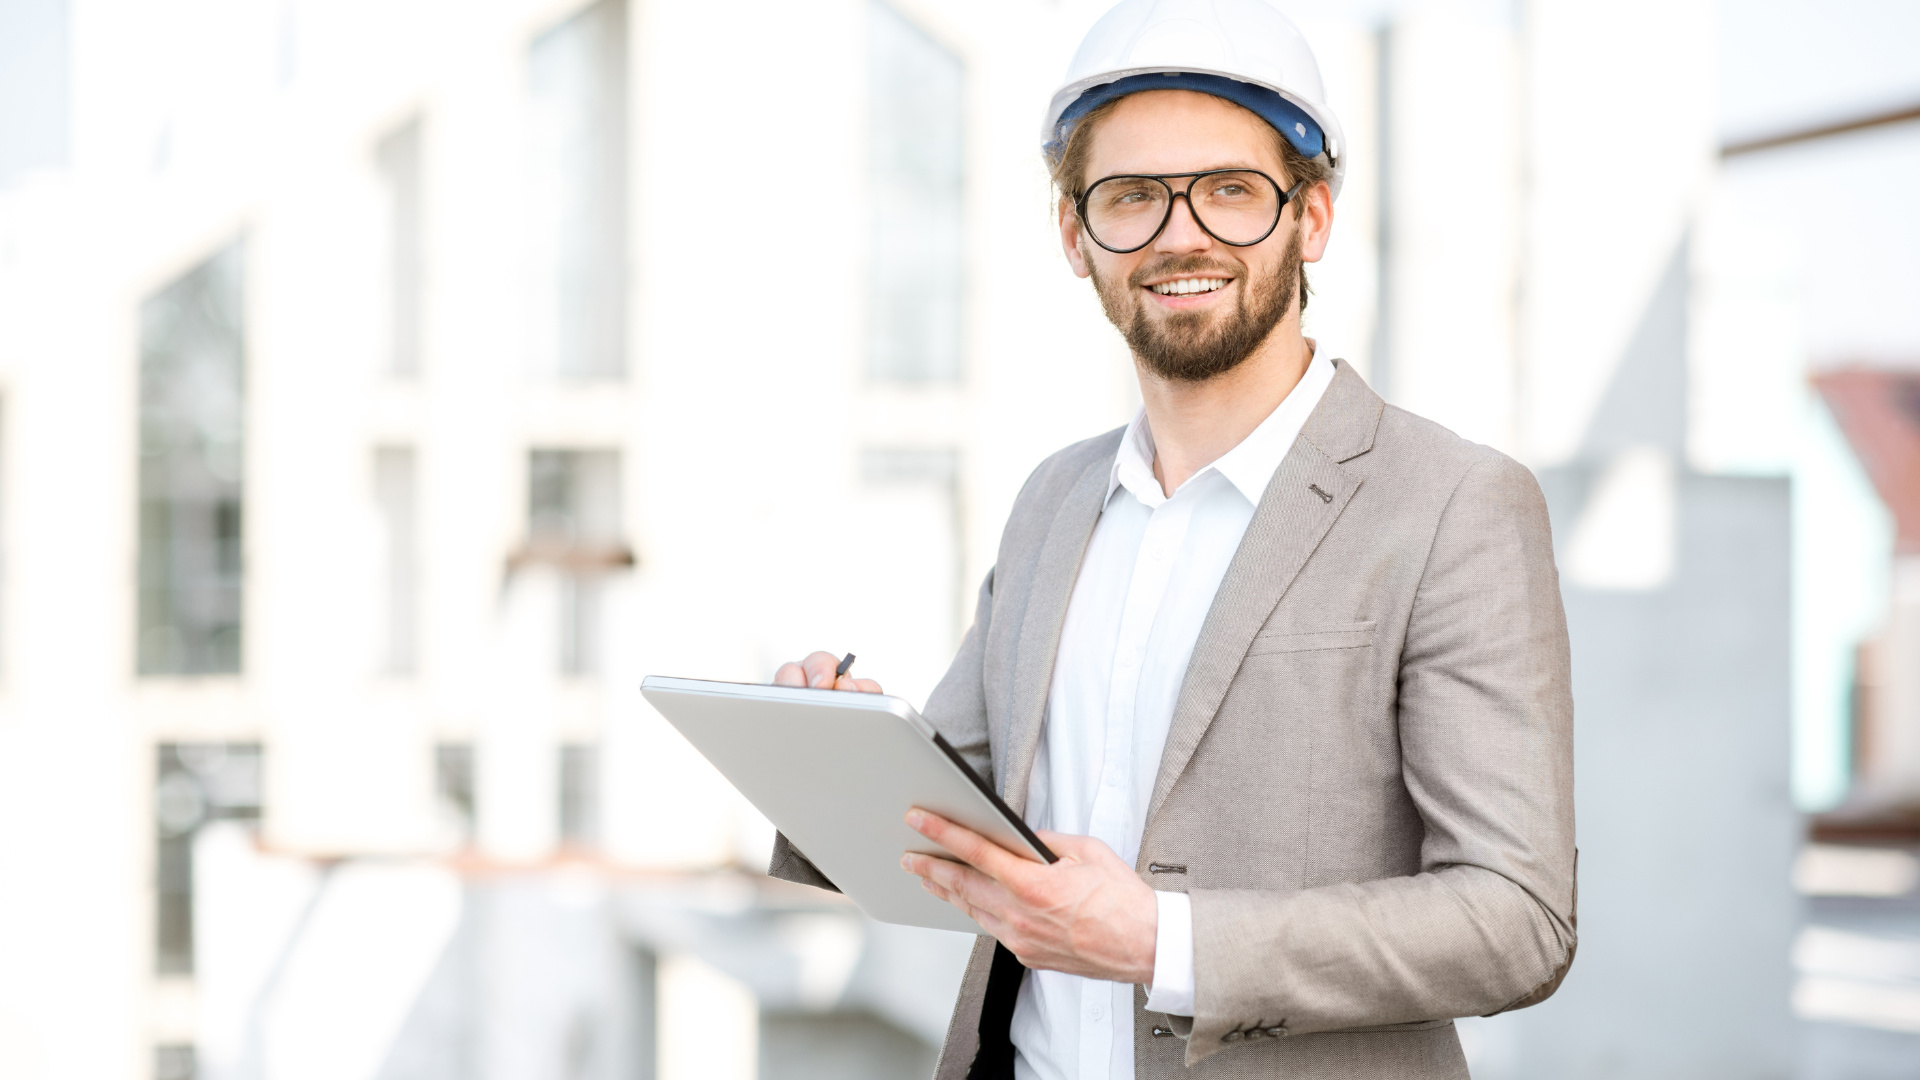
[1813,370,1920,823]
[0,0,1154,1076]
[0,0,1912,1078]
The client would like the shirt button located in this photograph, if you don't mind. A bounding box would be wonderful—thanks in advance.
[1089,1005,1104,1021]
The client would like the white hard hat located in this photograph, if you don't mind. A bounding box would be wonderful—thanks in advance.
[1043,0,1346,200]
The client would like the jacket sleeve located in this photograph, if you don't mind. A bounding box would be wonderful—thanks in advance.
[1183,453,1577,1060]
[766,567,999,890]
[920,567,998,786]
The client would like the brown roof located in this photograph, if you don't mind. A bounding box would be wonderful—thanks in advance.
[1814,369,1920,553]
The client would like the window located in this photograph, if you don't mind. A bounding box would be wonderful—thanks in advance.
[528,0,628,380]
[154,743,262,975]
[522,449,628,675]
[374,446,419,674]
[375,117,424,379]
[559,743,600,846]
[138,240,245,676]
[435,742,475,845]
[867,0,963,382]
[861,446,964,646]
[154,1045,197,1080]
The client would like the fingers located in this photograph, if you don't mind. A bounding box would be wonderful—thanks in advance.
[801,651,843,689]
[1033,832,1137,880]
[923,876,1014,939]
[902,850,1016,927]
[775,652,884,692]
[1034,830,1112,864]
[907,809,1027,881]
[902,850,964,888]
[918,872,980,926]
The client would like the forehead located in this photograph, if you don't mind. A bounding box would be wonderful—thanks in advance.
[1083,89,1283,178]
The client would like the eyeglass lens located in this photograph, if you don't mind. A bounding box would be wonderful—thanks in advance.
[1082,172,1281,251]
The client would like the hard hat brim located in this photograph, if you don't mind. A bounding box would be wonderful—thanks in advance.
[1042,67,1346,201]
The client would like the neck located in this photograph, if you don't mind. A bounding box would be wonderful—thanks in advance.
[1140,319,1313,496]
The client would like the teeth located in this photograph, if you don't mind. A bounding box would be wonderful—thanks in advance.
[1150,277,1228,296]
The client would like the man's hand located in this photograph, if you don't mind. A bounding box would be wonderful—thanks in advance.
[772,651,882,694]
[902,809,1157,986]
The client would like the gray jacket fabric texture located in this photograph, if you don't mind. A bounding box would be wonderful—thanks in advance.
[770,360,1577,1078]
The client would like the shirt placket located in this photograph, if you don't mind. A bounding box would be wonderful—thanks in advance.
[1078,487,1196,1080]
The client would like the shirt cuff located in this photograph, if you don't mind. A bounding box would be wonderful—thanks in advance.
[1143,890,1194,1016]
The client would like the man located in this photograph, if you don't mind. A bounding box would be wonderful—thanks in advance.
[773,2,1576,1077]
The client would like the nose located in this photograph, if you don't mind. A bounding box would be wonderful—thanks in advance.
[1154,192,1212,254]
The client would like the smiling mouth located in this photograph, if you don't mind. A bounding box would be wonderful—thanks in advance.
[1148,277,1231,296]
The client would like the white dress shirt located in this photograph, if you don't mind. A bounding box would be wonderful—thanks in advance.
[1008,351,1336,1080]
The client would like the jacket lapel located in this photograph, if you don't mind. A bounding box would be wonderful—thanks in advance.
[1145,362,1385,826]
[999,452,1114,814]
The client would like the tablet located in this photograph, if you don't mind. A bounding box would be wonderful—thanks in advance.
[639,675,1055,934]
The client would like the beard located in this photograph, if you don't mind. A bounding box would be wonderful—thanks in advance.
[1089,227,1302,383]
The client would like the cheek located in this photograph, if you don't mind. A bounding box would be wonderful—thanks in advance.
[1087,252,1142,293]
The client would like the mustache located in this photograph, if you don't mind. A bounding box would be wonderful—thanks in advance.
[1127,254,1244,290]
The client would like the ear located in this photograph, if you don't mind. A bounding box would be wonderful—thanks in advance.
[1296,179,1335,265]
[1058,196,1093,279]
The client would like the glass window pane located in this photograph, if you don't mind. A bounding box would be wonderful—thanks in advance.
[138,240,245,676]
[867,0,964,383]
[526,449,622,675]
[559,743,600,845]
[375,117,424,379]
[375,446,419,675]
[528,0,628,380]
[435,742,475,844]
[154,1044,197,1080]
[153,743,262,976]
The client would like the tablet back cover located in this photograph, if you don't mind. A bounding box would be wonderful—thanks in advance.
[640,676,1048,935]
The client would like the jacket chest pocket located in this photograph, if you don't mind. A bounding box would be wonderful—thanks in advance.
[1244,620,1376,657]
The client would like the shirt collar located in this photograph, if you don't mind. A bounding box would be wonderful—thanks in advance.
[1107,349,1339,509]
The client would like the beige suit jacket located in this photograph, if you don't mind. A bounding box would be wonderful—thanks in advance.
[772,361,1577,1078]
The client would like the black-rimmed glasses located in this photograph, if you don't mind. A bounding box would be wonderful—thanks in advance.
[1075,170,1305,254]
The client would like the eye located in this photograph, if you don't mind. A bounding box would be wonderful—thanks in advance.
[1095,182,1161,212]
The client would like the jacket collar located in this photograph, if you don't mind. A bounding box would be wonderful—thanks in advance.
[1298,358,1384,464]
[999,359,1385,819]
[1106,351,1340,509]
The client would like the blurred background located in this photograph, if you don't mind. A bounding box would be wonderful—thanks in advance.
[0,0,1917,1077]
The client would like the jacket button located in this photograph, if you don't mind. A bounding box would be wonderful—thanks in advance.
[1265,1026,1288,1037]
[1223,1031,1242,1043]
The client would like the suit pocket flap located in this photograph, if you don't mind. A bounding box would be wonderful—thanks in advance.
[1246,621,1376,656]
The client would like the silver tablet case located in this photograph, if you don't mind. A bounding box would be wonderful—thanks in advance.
[639,676,1055,934]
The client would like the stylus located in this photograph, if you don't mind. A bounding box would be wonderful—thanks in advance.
[835,653,856,678]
